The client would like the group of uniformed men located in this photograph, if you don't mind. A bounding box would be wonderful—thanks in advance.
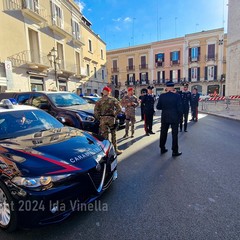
[93,82,199,156]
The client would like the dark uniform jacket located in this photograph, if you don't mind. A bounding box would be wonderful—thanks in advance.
[178,91,191,112]
[141,94,155,114]
[191,93,200,108]
[156,92,182,123]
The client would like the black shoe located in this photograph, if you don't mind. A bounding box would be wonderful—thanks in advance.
[149,131,155,134]
[190,119,194,121]
[179,129,182,132]
[145,132,150,136]
[172,152,182,157]
[184,130,187,132]
[161,148,168,154]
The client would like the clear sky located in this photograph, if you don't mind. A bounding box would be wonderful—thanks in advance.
[75,0,228,50]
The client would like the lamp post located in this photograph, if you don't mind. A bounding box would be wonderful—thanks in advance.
[47,47,61,90]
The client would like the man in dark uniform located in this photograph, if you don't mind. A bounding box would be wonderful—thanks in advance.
[139,88,147,121]
[156,81,182,157]
[178,83,191,132]
[190,87,200,122]
[141,86,155,136]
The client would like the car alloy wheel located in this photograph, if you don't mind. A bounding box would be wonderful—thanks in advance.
[0,182,17,232]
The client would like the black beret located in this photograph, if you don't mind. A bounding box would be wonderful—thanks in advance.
[147,86,154,90]
[166,81,175,87]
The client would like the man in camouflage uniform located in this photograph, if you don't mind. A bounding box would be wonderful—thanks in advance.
[94,86,123,155]
[121,87,139,138]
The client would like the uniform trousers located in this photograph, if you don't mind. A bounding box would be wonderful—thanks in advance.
[144,112,154,133]
[160,122,179,153]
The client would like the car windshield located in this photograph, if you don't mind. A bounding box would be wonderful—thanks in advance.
[48,92,88,107]
[0,109,63,139]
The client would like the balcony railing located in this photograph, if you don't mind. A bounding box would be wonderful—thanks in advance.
[72,33,85,46]
[126,66,135,71]
[49,15,72,39]
[139,64,148,70]
[3,0,47,24]
[170,60,180,66]
[189,56,200,63]
[7,50,50,70]
[155,62,165,68]
[205,54,217,62]
[111,67,119,73]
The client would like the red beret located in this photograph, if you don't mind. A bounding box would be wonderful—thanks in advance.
[103,86,111,92]
[128,87,134,92]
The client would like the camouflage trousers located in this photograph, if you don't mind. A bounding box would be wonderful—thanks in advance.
[125,114,136,134]
[99,116,117,149]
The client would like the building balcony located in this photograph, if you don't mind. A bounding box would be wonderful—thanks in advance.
[72,34,85,47]
[126,66,135,71]
[170,60,180,66]
[140,80,149,86]
[3,0,47,25]
[111,67,119,73]
[205,54,217,62]
[155,62,165,68]
[153,79,166,85]
[21,0,47,25]
[7,50,50,71]
[189,56,200,63]
[49,16,72,39]
[139,64,148,70]
[58,61,76,77]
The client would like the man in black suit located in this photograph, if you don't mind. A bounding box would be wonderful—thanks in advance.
[141,86,155,136]
[156,81,182,157]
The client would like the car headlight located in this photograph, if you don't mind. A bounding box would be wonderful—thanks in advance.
[12,174,71,189]
[77,112,95,122]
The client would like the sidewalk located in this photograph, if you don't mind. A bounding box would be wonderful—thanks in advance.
[198,100,240,121]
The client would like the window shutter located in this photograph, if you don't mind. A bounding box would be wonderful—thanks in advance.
[170,52,172,61]
[197,67,200,81]
[127,74,129,81]
[163,71,165,81]
[170,70,172,81]
[214,66,217,80]
[178,51,180,61]
[146,72,148,80]
[205,67,208,80]
[188,68,191,81]
[139,73,142,81]
[198,47,201,60]
[178,69,181,82]
[189,48,191,59]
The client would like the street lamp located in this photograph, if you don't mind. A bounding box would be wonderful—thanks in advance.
[47,47,61,90]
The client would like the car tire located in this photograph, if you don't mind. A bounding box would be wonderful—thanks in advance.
[0,181,18,232]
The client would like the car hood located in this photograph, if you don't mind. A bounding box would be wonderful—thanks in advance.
[59,104,94,114]
[0,127,108,177]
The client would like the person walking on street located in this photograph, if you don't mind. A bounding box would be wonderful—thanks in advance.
[121,87,139,138]
[178,83,191,132]
[141,86,155,136]
[94,86,123,155]
[190,87,200,122]
[156,81,183,157]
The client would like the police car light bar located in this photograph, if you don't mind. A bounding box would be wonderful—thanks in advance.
[0,99,15,109]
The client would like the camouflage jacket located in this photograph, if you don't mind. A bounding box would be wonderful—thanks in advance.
[94,96,122,120]
[121,95,139,116]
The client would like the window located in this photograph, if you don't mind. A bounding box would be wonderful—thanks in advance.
[94,67,97,78]
[51,2,63,28]
[157,71,165,83]
[170,51,180,65]
[87,64,90,76]
[72,20,80,40]
[32,94,49,108]
[75,52,80,75]
[101,49,104,59]
[140,72,148,85]
[88,39,92,52]
[191,68,198,82]
[128,58,134,70]
[205,66,217,81]
[155,53,164,67]
[140,56,147,69]
[28,28,40,63]
[207,44,215,59]
[127,73,135,85]
[30,77,43,91]
[57,42,64,69]
[190,47,200,62]
[170,69,180,83]
[101,69,104,80]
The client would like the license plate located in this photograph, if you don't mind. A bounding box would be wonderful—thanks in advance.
[111,159,117,171]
